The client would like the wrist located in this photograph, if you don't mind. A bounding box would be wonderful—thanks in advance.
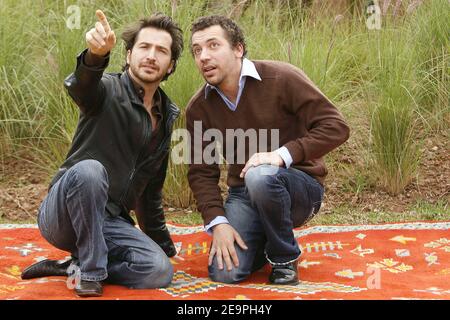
[88,48,109,57]
[272,151,285,167]
[84,49,109,67]
[278,155,285,167]
[212,223,228,232]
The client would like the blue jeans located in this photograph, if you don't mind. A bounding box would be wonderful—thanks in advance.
[37,159,173,288]
[209,165,324,284]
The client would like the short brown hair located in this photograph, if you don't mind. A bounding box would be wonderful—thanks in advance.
[121,13,183,80]
[190,15,247,57]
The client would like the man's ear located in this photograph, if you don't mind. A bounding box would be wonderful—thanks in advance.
[234,43,244,59]
[167,60,175,75]
[126,49,131,65]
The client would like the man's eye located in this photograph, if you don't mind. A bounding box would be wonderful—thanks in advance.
[193,48,201,55]
[210,43,219,48]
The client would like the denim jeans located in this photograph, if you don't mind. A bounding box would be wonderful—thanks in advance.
[37,159,173,288]
[209,164,324,284]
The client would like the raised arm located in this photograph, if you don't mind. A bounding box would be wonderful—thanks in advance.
[64,10,117,115]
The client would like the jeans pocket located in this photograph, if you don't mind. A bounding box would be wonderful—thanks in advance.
[106,237,135,263]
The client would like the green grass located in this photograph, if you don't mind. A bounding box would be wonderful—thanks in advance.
[308,203,450,226]
[165,210,204,226]
[0,217,37,225]
[1,199,448,227]
[165,204,450,227]
[409,0,450,132]
[0,0,448,212]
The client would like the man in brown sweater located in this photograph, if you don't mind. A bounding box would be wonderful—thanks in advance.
[186,16,350,285]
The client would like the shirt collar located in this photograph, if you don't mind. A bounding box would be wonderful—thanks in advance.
[127,70,145,100]
[204,58,261,98]
[127,69,162,112]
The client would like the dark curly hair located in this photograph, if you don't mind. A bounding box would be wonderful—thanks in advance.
[121,13,184,81]
[190,15,247,57]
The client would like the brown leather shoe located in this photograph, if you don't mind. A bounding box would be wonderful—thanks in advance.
[74,280,103,297]
[21,259,72,280]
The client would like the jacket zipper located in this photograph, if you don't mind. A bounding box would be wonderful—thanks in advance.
[134,110,179,170]
[119,107,179,204]
[119,106,151,204]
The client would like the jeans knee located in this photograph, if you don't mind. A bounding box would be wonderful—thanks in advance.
[244,165,279,199]
[153,257,174,288]
[208,265,248,284]
[69,160,108,191]
[138,254,174,289]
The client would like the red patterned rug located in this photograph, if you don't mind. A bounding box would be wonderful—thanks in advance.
[1,221,449,300]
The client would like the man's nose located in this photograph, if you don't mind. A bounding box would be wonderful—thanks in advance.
[146,47,157,61]
[199,48,210,62]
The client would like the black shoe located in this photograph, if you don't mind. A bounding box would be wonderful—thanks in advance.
[21,259,72,280]
[268,260,299,285]
[74,280,103,298]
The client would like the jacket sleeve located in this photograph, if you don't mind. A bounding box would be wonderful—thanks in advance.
[135,154,176,257]
[63,48,110,115]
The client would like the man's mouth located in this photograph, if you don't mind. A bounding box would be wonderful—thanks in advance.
[141,64,158,72]
[202,66,217,76]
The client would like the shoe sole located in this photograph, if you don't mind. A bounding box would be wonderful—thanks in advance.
[75,291,103,298]
[269,279,299,285]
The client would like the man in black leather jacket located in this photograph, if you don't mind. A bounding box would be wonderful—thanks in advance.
[21,10,183,297]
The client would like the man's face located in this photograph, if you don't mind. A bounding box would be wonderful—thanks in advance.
[191,25,243,87]
[127,27,174,85]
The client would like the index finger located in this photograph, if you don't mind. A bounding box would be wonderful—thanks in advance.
[208,247,216,266]
[96,10,111,33]
[240,160,253,178]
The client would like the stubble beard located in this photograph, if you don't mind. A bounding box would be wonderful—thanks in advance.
[130,63,166,85]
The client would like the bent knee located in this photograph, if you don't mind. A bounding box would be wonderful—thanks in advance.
[208,265,249,284]
[152,258,174,288]
[138,255,174,289]
[244,165,279,190]
[69,160,108,189]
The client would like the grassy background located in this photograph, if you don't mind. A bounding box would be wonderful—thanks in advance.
[0,0,448,225]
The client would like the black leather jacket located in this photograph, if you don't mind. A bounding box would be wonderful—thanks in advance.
[49,49,180,256]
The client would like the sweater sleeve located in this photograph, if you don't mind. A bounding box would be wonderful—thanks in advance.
[186,103,225,226]
[281,64,350,164]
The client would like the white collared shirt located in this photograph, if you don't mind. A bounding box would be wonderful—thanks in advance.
[204,58,261,111]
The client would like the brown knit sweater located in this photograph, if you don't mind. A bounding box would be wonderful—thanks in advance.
[186,60,350,225]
